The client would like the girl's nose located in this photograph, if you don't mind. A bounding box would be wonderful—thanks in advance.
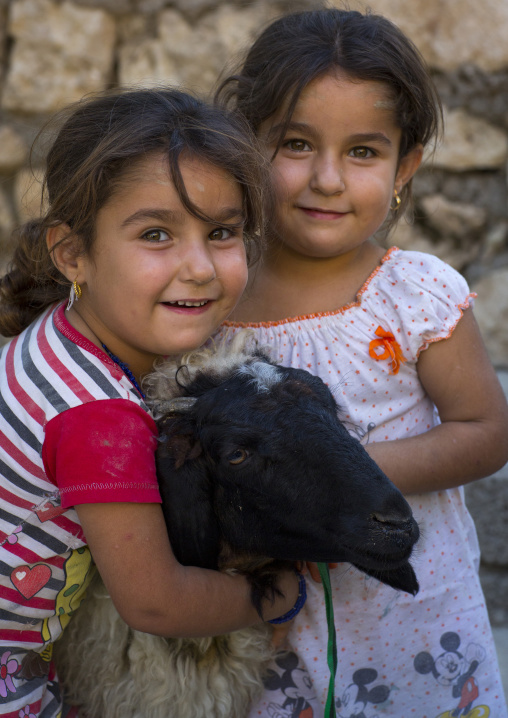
[179,240,217,285]
[309,155,346,196]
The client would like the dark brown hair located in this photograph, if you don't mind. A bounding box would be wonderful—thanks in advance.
[216,7,442,217]
[0,87,272,336]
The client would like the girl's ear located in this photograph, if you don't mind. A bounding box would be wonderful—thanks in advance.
[394,144,424,194]
[46,225,85,283]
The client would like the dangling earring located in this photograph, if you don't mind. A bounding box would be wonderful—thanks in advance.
[391,189,402,211]
[66,280,82,312]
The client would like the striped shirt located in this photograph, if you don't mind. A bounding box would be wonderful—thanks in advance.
[0,303,160,717]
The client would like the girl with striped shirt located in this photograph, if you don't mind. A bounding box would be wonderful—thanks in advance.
[0,87,300,718]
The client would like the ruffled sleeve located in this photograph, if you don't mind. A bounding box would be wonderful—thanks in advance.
[372,249,476,361]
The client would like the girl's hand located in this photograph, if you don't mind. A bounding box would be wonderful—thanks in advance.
[305,562,338,583]
[75,501,299,638]
[271,621,294,648]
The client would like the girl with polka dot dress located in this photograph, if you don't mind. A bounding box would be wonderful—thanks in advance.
[216,8,508,718]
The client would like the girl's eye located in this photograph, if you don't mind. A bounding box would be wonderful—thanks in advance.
[285,139,311,152]
[209,227,236,241]
[142,229,170,242]
[227,448,250,465]
[350,146,374,159]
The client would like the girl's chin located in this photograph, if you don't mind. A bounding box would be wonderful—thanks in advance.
[279,241,363,260]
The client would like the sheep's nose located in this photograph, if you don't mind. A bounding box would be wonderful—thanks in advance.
[371,512,415,535]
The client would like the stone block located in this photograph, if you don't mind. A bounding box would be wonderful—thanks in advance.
[0,187,15,241]
[74,0,133,13]
[437,173,507,223]
[118,9,216,89]
[429,109,508,171]
[0,6,6,55]
[153,0,213,19]
[14,167,45,223]
[118,38,177,89]
[8,0,116,65]
[420,195,487,238]
[119,4,272,93]
[478,566,508,626]
[199,3,274,62]
[116,13,151,43]
[465,473,508,567]
[341,0,508,72]
[134,0,167,13]
[388,217,479,272]
[483,223,508,260]
[0,126,28,173]
[472,271,508,369]
[465,373,508,598]
[2,0,115,114]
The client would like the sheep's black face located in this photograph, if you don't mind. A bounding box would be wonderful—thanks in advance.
[156,359,420,596]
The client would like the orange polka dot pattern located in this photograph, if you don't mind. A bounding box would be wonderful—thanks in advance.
[218,248,507,718]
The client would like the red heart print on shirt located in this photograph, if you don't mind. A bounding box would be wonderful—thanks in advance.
[11,564,51,599]
[34,503,65,522]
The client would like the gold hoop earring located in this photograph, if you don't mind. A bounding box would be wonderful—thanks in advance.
[391,190,402,211]
[66,280,82,312]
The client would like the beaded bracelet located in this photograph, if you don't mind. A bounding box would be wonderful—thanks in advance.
[268,571,307,625]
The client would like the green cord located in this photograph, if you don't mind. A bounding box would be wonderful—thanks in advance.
[317,562,337,718]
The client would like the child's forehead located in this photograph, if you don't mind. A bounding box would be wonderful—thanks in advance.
[298,72,393,114]
[112,152,241,199]
[261,71,397,137]
[117,151,219,180]
[98,152,244,229]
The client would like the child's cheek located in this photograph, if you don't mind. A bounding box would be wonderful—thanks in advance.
[231,263,249,304]
[272,161,301,199]
[222,246,249,307]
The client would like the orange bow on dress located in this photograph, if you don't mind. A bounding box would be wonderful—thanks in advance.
[368,326,406,375]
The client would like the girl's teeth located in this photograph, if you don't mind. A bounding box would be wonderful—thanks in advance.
[170,300,208,307]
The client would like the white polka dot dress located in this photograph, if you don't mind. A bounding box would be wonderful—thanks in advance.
[217,248,507,718]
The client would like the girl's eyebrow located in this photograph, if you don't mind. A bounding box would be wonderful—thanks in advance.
[121,209,180,227]
[265,121,319,143]
[121,207,246,228]
[347,132,393,147]
[265,124,393,148]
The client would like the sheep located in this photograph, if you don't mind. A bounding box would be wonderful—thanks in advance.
[54,333,420,718]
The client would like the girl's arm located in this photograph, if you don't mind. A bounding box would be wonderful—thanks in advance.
[75,501,299,638]
[364,307,508,494]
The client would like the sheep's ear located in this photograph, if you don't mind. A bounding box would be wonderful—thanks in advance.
[150,397,197,420]
[164,433,202,469]
[156,432,221,571]
[355,561,419,596]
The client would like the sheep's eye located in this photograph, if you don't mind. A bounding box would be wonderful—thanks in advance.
[227,449,250,465]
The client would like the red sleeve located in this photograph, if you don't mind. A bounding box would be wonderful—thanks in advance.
[42,399,161,508]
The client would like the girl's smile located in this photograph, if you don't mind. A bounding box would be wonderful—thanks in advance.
[298,206,349,220]
[260,72,422,263]
[67,153,248,378]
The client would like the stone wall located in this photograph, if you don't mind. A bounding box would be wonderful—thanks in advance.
[0,0,507,624]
